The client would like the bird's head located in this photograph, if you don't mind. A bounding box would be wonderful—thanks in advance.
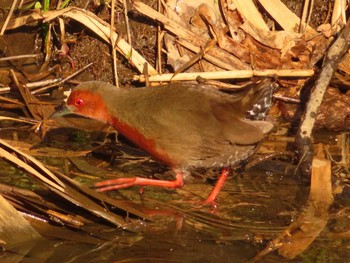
[51,81,115,123]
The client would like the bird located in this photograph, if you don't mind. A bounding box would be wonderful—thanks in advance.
[52,79,275,205]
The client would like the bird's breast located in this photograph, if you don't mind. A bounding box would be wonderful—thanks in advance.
[109,116,177,167]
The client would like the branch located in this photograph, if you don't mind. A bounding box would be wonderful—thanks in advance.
[296,19,350,177]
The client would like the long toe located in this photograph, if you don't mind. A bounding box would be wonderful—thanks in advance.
[94,178,138,192]
[94,173,185,192]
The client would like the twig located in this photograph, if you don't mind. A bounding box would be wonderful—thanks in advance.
[0,63,93,95]
[171,38,218,80]
[0,0,18,35]
[156,0,163,74]
[0,96,25,106]
[110,0,119,87]
[0,54,40,62]
[175,38,239,70]
[18,0,24,9]
[196,77,244,89]
[296,19,350,177]
[31,62,94,94]
[273,94,300,103]
[0,116,38,125]
[123,0,131,44]
[299,0,313,34]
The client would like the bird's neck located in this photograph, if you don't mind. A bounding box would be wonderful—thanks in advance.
[108,114,175,166]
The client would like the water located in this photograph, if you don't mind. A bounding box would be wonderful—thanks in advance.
[0,128,349,262]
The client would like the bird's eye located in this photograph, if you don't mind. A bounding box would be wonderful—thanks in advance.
[75,98,84,106]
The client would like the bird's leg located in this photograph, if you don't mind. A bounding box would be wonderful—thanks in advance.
[94,172,184,192]
[203,167,230,206]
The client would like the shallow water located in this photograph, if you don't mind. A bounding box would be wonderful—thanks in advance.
[0,128,350,262]
[1,170,303,262]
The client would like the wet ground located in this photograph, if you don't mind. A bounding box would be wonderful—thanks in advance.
[1,0,350,262]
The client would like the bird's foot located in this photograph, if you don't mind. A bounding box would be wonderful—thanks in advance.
[179,197,218,213]
[185,167,230,213]
[94,173,184,192]
[191,198,219,214]
[195,167,230,212]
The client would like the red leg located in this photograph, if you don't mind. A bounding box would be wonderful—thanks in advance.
[203,167,230,205]
[94,172,184,192]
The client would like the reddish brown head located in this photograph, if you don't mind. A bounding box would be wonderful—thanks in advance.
[56,81,117,124]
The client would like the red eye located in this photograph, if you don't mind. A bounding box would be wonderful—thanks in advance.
[75,98,84,106]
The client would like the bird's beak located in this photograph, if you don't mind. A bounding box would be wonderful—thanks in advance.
[50,104,74,119]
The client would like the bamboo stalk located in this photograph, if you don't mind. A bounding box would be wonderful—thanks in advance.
[133,69,315,82]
